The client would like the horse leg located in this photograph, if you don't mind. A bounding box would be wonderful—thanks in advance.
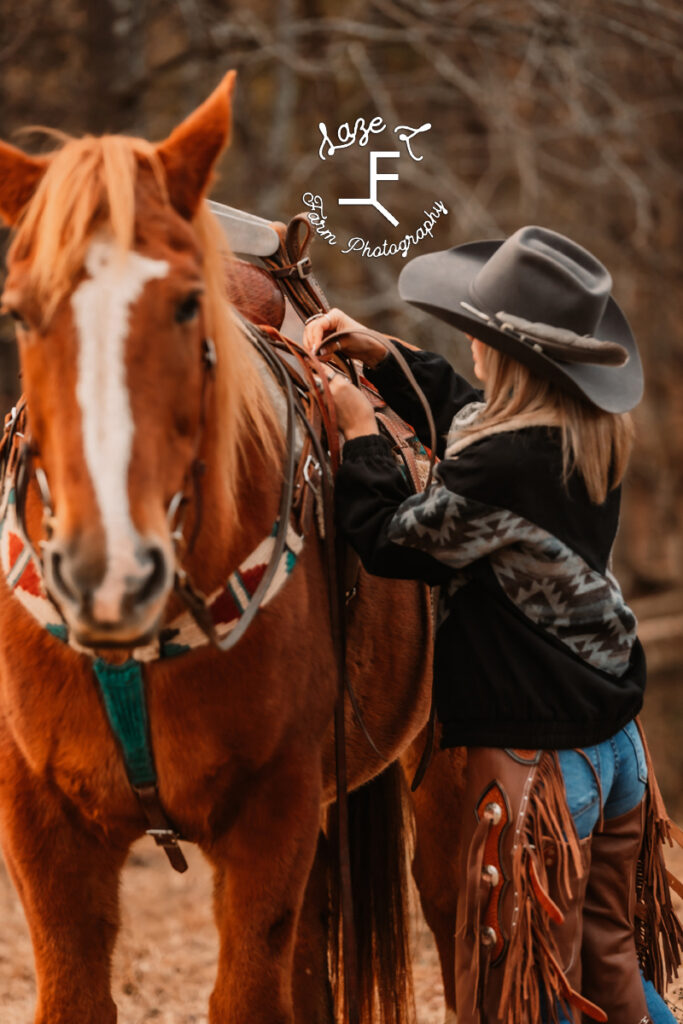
[413,882,458,1022]
[404,743,467,1023]
[205,752,323,1024]
[0,732,127,1024]
[292,831,334,1024]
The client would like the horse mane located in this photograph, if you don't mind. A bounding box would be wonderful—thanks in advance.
[9,133,282,524]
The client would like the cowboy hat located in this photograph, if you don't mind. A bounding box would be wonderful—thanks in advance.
[397,226,643,413]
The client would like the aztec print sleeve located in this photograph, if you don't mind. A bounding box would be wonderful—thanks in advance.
[336,431,523,584]
[336,434,528,580]
[364,340,483,458]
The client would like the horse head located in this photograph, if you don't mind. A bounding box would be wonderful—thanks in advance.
[0,72,272,649]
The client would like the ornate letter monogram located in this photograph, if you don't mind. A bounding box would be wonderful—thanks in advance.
[303,114,448,260]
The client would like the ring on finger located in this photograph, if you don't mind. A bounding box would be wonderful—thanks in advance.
[305,312,326,325]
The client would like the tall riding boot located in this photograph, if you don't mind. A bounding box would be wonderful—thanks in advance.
[580,799,651,1023]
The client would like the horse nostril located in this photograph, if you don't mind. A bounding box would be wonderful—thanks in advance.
[45,537,170,629]
[134,545,168,606]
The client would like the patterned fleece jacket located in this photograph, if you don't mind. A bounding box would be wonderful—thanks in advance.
[335,341,645,749]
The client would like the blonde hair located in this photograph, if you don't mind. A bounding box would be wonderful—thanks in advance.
[9,133,281,523]
[461,343,634,504]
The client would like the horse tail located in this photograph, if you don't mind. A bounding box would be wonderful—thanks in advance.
[330,761,416,1024]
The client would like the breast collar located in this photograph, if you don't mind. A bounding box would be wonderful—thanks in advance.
[0,462,303,662]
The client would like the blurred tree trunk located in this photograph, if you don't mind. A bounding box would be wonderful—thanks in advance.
[0,61,19,410]
[0,340,19,415]
[262,0,298,215]
[86,0,147,134]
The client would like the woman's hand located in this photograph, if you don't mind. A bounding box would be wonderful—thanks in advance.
[324,372,379,441]
[303,307,389,368]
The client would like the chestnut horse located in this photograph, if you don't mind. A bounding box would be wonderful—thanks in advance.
[0,72,437,1024]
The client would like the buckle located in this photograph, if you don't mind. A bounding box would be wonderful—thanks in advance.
[296,256,312,279]
[145,827,189,872]
[202,336,217,372]
[302,454,325,539]
[303,453,321,485]
[4,405,24,441]
[146,826,181,847]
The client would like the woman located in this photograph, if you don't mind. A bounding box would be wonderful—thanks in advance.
[303,227,681,1023]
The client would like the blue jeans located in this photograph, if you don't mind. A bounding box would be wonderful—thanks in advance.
[545,720,676,1023]
[558,718,647,840]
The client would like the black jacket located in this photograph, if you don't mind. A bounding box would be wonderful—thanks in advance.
[335,342,645,749]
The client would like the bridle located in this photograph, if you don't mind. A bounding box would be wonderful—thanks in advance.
[169,320,303,654]
[165,335,217,559]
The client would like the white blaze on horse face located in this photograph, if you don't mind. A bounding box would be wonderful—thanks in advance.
[71,238,169,623]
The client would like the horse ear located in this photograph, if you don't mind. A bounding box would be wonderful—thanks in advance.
[156,71,237,220]
[0,141,48,226]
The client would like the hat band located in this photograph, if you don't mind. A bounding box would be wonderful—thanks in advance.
[458,301,628,367]
[460,300,492,323]
[459,299,546,355]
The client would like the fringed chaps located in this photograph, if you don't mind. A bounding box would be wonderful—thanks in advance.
[635,720,683,993]
[454,741,683,1024]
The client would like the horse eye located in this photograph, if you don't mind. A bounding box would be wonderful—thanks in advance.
[175,294,201,325]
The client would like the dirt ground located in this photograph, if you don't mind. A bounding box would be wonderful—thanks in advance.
[1,839,682,1023]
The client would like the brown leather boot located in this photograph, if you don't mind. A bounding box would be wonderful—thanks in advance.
[580,799,651,1023]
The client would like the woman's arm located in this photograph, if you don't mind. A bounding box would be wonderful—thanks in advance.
[336,430,523,584]
[321,360,515,586]
[335,434,454,584]
[320,371,450,582]
[303,308,482,457]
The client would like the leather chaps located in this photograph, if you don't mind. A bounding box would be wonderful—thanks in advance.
[453,742,681,1024]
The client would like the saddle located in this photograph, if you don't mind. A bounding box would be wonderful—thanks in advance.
[217,204,432,540]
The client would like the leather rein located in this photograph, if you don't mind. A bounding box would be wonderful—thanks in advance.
[163,309,438,1024]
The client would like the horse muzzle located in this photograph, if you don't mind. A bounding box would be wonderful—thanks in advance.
[42,533,173,647]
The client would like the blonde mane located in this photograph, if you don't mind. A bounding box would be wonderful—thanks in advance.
[9,133,282,524]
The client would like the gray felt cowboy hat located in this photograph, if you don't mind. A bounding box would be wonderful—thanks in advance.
[397,225,643,413]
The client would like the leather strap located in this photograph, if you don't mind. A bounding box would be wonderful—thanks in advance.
[175,326,299,655]
[263,215,331,322]
[0,398,27,487]
[134,783,189,873]
[91,657,189,873]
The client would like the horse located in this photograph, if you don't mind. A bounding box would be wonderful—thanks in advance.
[0,71,439,1024]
